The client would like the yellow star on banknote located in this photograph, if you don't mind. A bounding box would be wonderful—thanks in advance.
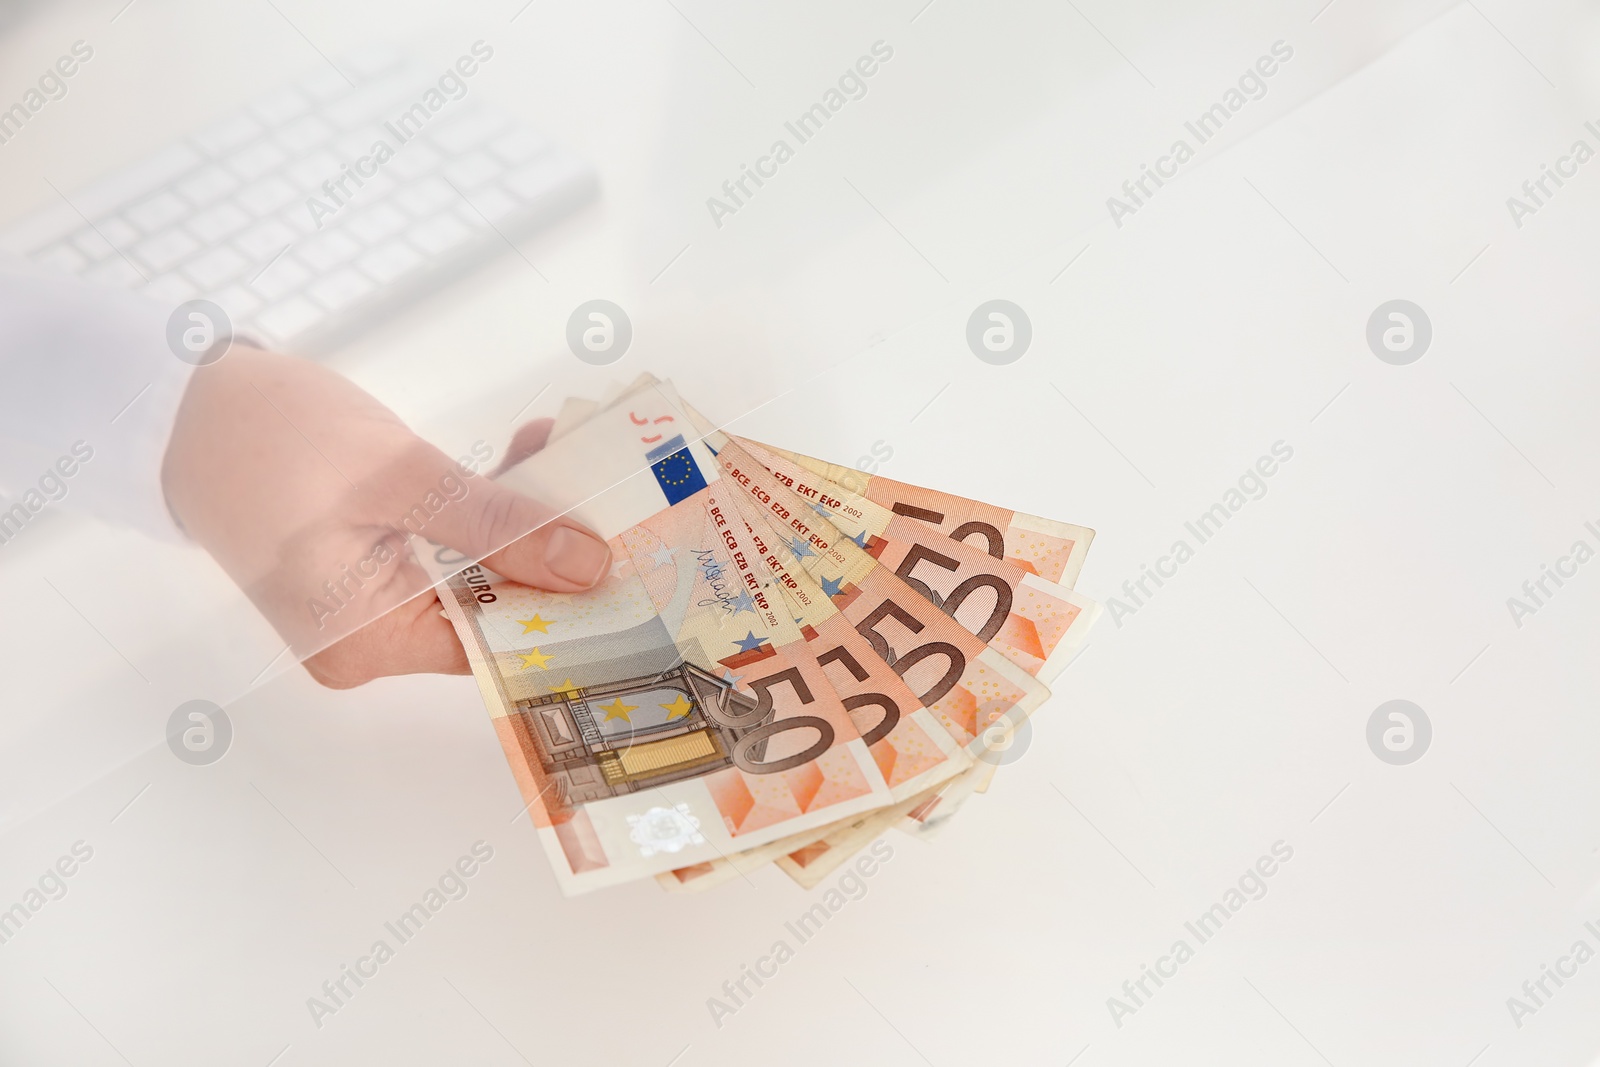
[660,694,694,719]
[599,697,638,722]
[549,678,582,697]
[517,615,553,634]
[518,648,553,670]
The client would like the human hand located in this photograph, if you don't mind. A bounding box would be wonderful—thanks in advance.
[161,347,610,688]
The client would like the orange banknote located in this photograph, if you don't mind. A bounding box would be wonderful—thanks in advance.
[730,435,1100,683]
[737,438,1094,588]
[540,377,1097,890]
[440,388,895,894]
[706,435,1052,757]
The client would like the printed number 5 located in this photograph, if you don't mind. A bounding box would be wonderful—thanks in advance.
[895,544,1013,644]
[856,600,966,707]
[732,667,836,774]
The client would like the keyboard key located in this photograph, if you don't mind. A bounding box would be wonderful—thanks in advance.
[228,141,287,180]
[188,202,251,243]
[278,115,337,156]
[326,74,416,129]
[345,202,407,243]
[94,216,140,249]
[85,257,145,287]
[125,192,189,232]
[300,230,360,271]
[256,295,323,341]
[455,202,492,229]
[395,177,455,216]
[211,284,262,319]
[235,218,297,259]
[135,230,200,271]
[194,113,264,157]
[249,253,309,300]
[357,171,397,200]
[430,110,507,154]
[36,243,86,274]
[143,273,199,304]
[409,213,472,255]
[251,87,310,127]
[443,152,500,191]
[238,176,299,216]
[184,246,248,289]
[385,143,440,182]
[72,229,114,258]
[177,165,241,207]
[328,132,379,166]
[356,240,421,284]
[284,149,341,189]
[288,206,332,235]
[307,267,374,311]
[489,129,547,166]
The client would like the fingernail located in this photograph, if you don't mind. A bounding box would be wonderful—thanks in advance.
[545,526,610,587]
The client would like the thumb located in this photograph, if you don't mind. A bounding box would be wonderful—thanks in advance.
[442,479,612,592]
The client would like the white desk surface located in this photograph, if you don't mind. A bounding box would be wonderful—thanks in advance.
[3,1,1600,1064]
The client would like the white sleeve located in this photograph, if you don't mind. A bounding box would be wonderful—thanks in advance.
[0,256,195,541]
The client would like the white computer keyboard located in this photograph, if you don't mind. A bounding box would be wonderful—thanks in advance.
[0,49,597,351]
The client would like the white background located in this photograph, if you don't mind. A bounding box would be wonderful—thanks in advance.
[2,0,1600,1064]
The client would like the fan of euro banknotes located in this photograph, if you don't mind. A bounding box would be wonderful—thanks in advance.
[434,376,1099,894]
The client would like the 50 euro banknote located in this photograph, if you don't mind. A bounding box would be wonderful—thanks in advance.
[725,434,1100,683]
[658,391,1098,686]
[547,377,1094,590]
[541,377,1097,888]
[672,415,1098,880]
[657,483,979,892]
[707,434,1055,759]
[734,438,1094,588]
[439,387,901,893]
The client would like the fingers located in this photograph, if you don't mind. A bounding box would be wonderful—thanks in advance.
[479,418,614,589]
[298,414,610,690]
[424,475,612,592]
[425,419,609,591]
[303,591,468,689]
[302,517,611,690]
[490,522,612,589]
[349,429,610,594]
